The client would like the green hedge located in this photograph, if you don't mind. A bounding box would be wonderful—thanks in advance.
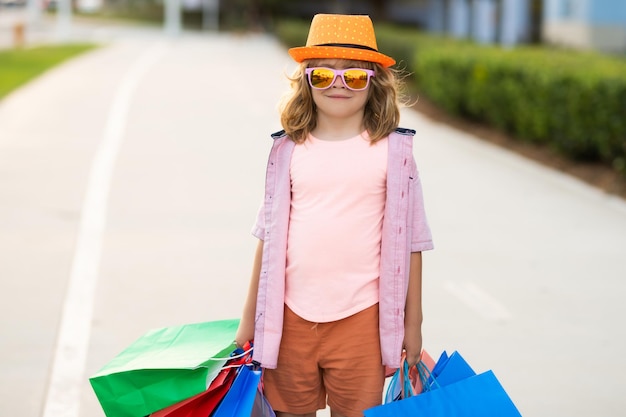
[274,19,626,174]
[414,44,626,172]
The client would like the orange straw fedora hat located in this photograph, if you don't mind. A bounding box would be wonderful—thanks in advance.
[288,14,396,68]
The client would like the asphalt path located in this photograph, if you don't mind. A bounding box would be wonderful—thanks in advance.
[1,17,625,417]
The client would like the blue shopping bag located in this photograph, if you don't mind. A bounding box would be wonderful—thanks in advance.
[365,370,522,417]
[428,351,476,388]
[251,386,276,417]
[212,365,262,417]
[431,350,449,377]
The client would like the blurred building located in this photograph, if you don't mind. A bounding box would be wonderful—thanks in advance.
[419,0,534,46]
[383,0,625,52]
[542,0,626,53]
[284,0,536,47]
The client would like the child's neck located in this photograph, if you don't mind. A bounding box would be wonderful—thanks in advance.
[312,113,365,141]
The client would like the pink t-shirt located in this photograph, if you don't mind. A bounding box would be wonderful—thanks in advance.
[285,132,388,322]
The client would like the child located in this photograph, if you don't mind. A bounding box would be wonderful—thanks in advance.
[235,14,434,417]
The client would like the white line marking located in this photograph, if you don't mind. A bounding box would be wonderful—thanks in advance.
[444,281,513,322]
[42,42,168,417]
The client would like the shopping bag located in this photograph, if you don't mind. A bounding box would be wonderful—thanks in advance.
[212,365,262,417]
[365,370,522,417]
[90,319,239,417]
[149,365,236,417]
[427,350,476,388]
[251,386,276,417]
[384,350,436,403]
[431,350,449,377]
[150,343,254,417]
[407,350,436,394]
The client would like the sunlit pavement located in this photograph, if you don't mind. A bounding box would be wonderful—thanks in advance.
[1,17,625,417]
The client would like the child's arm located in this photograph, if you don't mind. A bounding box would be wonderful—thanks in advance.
[235,239,263,348]
[403,251,423,368]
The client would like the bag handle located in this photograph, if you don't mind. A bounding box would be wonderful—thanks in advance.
[398,359,415,398]
[416,357,441,392]
[208,342,254,373]
[400,350,443,397]
[398,350,431,399]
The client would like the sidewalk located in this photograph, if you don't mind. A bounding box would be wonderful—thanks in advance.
[0,8,163,49]
[1,18,625,417]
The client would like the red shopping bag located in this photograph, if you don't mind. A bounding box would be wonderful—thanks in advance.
[150,366,235,417]
[151,343,253,417]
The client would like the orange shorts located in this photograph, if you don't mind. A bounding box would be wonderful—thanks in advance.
[263,304,385,417]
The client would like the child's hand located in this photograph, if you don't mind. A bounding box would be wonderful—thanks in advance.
[402,323,423,368]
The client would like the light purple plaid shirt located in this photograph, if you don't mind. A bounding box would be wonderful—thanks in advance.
[251,128,434,369]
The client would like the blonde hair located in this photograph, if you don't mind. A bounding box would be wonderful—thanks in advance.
[279,59,405,144]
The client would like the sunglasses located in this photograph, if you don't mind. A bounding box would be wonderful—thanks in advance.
[305,67,375,91]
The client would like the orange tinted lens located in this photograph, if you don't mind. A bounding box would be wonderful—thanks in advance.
[310,68,335,89]
[343,69,369,90]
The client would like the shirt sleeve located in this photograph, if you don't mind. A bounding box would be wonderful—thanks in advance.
[409,159,434,252]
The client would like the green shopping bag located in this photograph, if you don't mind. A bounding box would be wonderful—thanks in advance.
[90,319,239,417]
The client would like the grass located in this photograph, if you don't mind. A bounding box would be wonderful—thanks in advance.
[0,43,97,100]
